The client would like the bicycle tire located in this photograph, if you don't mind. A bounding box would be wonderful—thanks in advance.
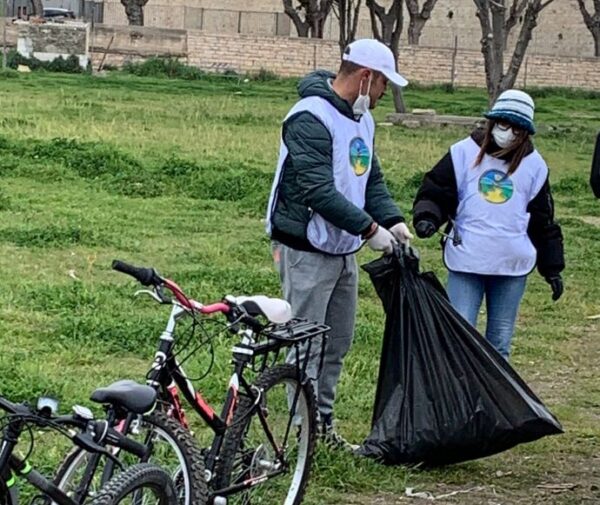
[214,364,317,505]
[54,412,208,505]
[89,463,176,505]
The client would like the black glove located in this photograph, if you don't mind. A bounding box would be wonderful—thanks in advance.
[415,220,437,239]
[545,275,563,301]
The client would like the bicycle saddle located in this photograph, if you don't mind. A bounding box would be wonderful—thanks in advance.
[90,380,157,414]
[234,295,292,324]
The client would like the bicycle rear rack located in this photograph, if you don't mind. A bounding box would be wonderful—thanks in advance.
[233,319,330,380]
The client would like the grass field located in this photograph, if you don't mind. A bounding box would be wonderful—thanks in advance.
[0,71,598,504]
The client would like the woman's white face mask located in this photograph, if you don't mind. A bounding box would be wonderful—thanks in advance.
[353,75,372,117]
[492,124,517,149]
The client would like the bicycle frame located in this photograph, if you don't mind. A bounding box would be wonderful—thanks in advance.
[143,302,306,492]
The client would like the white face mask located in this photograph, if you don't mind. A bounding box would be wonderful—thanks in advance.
[491,124,517,149]
[353,75,372,117]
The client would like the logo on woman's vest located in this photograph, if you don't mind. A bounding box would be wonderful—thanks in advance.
[349,137,370,176]
[479,169,514,204]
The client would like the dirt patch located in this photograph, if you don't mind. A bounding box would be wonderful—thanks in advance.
[578,216,600,227]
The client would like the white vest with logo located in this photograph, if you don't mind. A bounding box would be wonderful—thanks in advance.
[444,136,548,276]
[266,95,375,254]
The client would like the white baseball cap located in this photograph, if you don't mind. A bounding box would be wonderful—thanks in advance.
[342,39,408,87]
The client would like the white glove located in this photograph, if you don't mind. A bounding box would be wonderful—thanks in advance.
[389,222,414,245]
[366,225,397,254]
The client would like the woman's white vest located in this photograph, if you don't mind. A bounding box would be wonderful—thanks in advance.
[444,136,548,276]
[266,95,375,255]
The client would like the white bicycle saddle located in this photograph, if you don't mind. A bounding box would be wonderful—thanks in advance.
[234,295,292,324]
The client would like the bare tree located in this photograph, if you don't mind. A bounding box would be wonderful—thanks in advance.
[121,0,150,26]
[283,0,334,38]
[367,0,406,112]
[474,0,555,103]
[30,0,44,16]
[404,0,439,45]
[576,0,600,56]
[332,0,363,54]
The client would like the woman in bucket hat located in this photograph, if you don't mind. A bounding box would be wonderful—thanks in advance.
[412,89,565,360]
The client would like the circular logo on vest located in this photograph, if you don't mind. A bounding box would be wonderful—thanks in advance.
[479,169,514,204]
[349,137,370,176]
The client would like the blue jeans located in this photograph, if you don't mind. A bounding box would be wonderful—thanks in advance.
[446,271,527,359]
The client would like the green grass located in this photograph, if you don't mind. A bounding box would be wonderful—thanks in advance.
[0,71,599,504]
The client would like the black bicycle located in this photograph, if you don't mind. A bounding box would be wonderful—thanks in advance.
[53,382,208,505]
[110,260,329,505]
[0,388,177,505]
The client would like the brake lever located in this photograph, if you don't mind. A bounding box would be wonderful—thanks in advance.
[134,289,171,304]
[72,433,124,470]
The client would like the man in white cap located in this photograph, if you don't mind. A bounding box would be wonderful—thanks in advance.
[265,39,412,450]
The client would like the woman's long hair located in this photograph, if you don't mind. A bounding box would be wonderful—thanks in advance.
[474,119,531,176]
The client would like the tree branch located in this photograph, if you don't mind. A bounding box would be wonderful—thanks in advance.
[405,0,438,44]
[366,0,384,39]
[576,0,594,29]
[540,0,555,11]
[502,0,547,90]
[505,0,527,41]
[282,0,310,37]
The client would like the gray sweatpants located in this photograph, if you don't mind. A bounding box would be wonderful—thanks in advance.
[276,244,358,419]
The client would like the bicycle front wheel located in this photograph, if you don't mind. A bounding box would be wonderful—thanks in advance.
[55,412,207,505]
[214,364,317,505]
[89,463,176,505]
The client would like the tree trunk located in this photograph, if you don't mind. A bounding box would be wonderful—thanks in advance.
[407,18,426,44]
[575,0,600,57]
[405,0,439,45]
[30,0,44,16]
[489,0,506,101]
[392,85,406,113]
[474,0,500,103]
[308,0,334,38]
[283,0,310,37]
[121,0,149,26]
[367,0,405,111]
[286,0,333,38]
[334,0,362,55]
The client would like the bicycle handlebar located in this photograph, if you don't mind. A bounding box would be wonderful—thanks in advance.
[112,260,161,287]
[0,396,148,460]
[112,259,232,315]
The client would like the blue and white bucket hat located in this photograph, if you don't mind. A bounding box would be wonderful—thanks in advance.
[485,89,536,134]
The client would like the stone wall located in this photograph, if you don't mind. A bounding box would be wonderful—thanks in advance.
[16,21,90,67]
[2,20,19,46]
[100,0,597,58]
[89,24,187,67]
[185,32,599,90]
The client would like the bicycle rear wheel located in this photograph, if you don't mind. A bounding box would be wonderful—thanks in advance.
[89,463,176,505]
[214,364,317,505]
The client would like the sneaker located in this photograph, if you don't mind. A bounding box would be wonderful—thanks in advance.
[319,417,359,452]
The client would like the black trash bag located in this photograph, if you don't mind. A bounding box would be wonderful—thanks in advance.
[591,131,600,198]
[357,247,563,466]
